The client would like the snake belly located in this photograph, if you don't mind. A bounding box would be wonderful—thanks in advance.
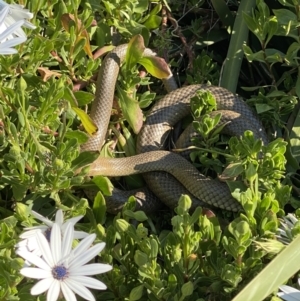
[82,44,268,213]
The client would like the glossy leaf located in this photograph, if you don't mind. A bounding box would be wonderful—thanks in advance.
[72,107,98,135]
[93,176,114,196]
[138,56,171,79]
[126,34,145,71]
[117,86,143,134]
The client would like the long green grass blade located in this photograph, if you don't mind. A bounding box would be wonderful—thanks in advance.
[210,0,235,32]
[220,0,256,93]
[232,235,300,301]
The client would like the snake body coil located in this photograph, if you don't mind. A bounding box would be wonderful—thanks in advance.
[82,44,268,213]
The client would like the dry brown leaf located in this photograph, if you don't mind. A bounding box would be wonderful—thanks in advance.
[37,67,62,82]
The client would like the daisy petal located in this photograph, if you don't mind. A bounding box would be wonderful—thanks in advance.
[69,263,112,276]
[279,285,300,294]
[36,231,54,267]
[31,211,54,228]
[69,276,107,290]
[16,250,51,270]
[70,243,106,268]
[0,6,9,24]
[24,20,36,29]
[10,4,34,20]
[278,285,300,301]
[61,281,77,301]
[50,223,61,265]
[277,292,300,301]
[61,223,74,261]
[287,213,298,224]
[64,278,95,301]
[71,234,96,260]
[31,278,54,295]
[0,48,17,54]
[74,230,90,239]
[55,210,64,226]
[0,20,24,41]
[63,215,84,226]
[20,226,47,238]
[20,267,52,279]
[47,279,60,301]
[0,36,25,47]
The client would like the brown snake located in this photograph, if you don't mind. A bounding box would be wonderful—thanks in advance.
[80,44,268,214]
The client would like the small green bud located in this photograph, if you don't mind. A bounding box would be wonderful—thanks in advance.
[236,221,250,235]
[10,145,21,157]
[168,274,177,286]
[136,224,148,239]
[115,219,130,232]
[70,176,84,185]
[173,248,182,262]
[178,194,192,212]
[53,158,64,170]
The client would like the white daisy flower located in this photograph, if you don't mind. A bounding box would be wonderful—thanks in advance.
[17,223,112,301]
[0,0,36,37]
[278,278,300,301]
[0,1,35,54]
[0,6,25,54]
[16,210,89,258]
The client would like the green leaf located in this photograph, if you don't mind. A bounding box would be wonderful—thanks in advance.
[72,107,98,135]
[220,163,244,180]
[245,163,257,182]
[12,183,28,201]
[64,86,78,107]
[265,48,284,63]
[277,0,295,7]
[92,176,114,196]
[255,103,273,114]
[181,281,193,297]
[211,0,234,33]
[134,250,148,266]
[273,8,297,25]
[243,45,265,63]
[265,16,278,46]
[126,34,145,71]
[150,238,158,258]
[143,15,162,30]
[71,151,100,170]
[74,91,94,106]
[138,56,171,79]
[129,285,144,301]
[124,210,148,222]
[65,130,89,144]
[287,102,300,167]
[65,86,97,136]
[92,191,106,224]
[243,12,258,37]
[220,0,256,92]
[117,86,143,134]
[221,264,242,288]
[232,234,300,301]
[133,0,149,13]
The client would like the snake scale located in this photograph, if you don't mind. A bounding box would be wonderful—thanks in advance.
[81,44,268,214]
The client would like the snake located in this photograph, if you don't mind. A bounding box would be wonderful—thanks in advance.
[80,44,268,214]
